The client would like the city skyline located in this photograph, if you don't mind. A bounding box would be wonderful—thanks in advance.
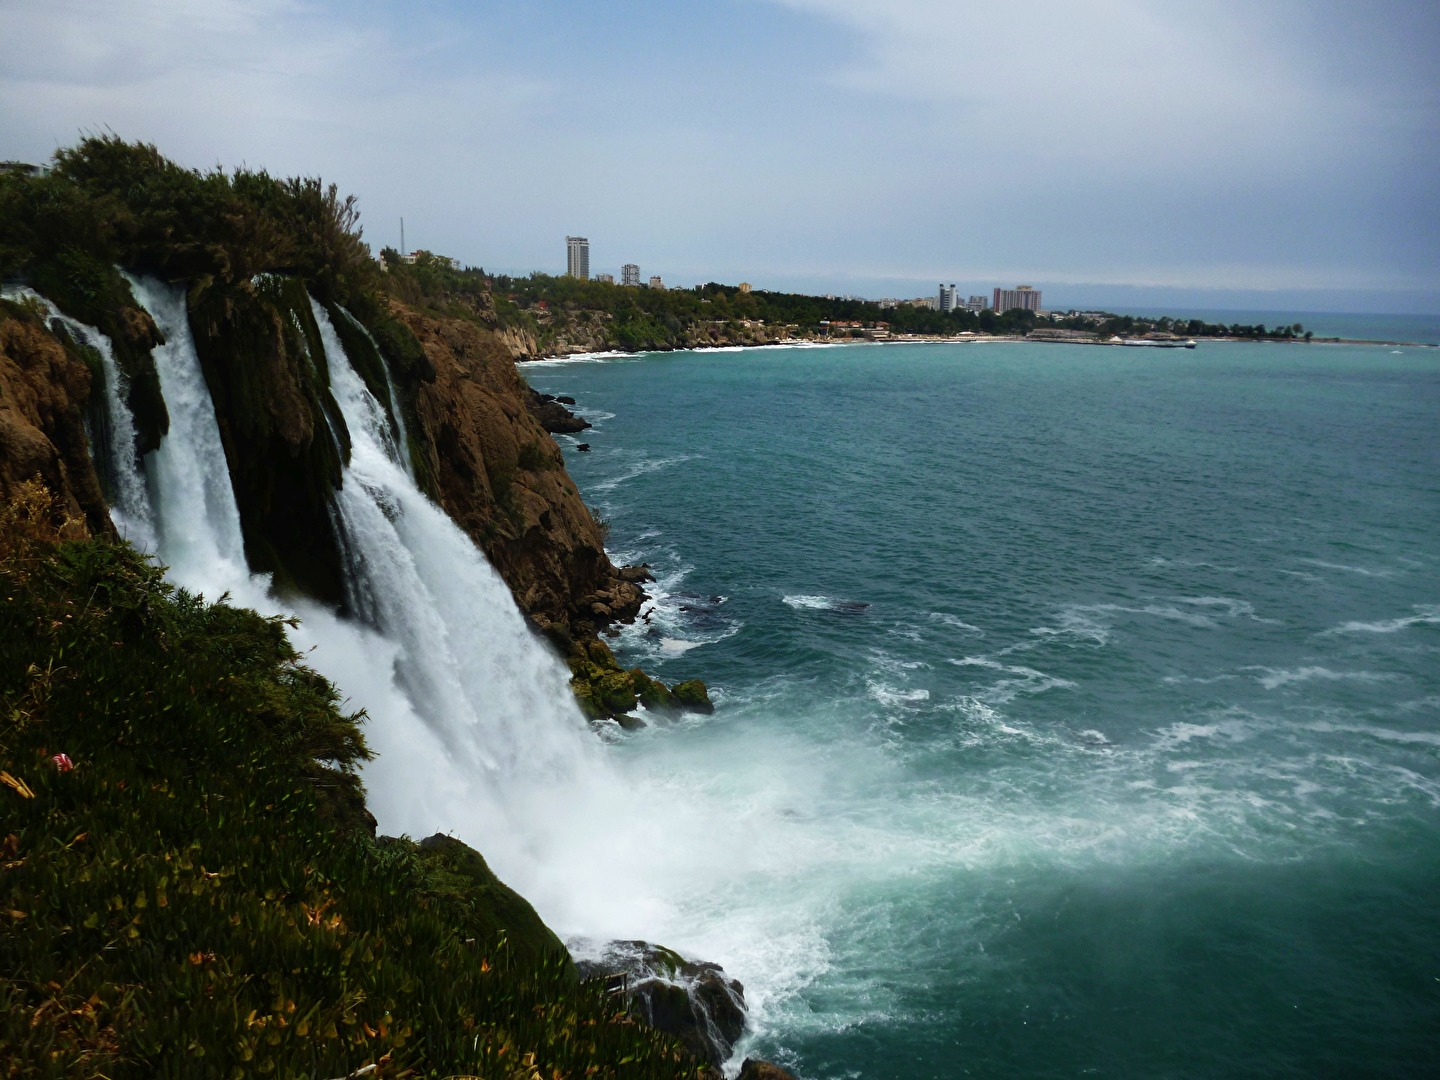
[8,2,1433,313]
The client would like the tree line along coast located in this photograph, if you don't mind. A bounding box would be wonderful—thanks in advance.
[381,252,1413,358]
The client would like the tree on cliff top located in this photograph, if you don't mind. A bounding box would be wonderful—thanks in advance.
[0,136,377,308]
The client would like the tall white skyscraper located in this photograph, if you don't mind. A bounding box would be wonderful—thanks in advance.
[566,236,590,279]
[938,284,958,312]
[621,263,641,286]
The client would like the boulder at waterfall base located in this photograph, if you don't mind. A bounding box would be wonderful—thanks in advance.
[576,940,748,1069]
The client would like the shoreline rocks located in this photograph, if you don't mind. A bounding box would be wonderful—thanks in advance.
[525,387,591,434]
[576,940,746,1069]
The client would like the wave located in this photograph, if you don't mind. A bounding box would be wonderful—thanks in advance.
[1322,604,1440,635]
[607,555,742,664]
[866,681,930,708]
[927,612,985,635]
[783,594,872,615]
[948,656,1077,705]
[1028,596,1275,642]
[591,453,697,493]
[1244,666,1399,691]
[1299,558,1398,578]
[517,350,642,366]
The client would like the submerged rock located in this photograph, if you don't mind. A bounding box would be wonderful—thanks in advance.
[576,940,746,1068]
[739,1060,799,1080]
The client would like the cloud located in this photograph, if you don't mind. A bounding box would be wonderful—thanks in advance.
[764,0,1414,171]
[1,0,1436,303]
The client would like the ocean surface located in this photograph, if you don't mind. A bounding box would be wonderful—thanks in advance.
[523,339,1440,1078]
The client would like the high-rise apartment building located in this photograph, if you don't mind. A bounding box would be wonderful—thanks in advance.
[566,236,590,280]
[966,295,987,312]
[992,285,1041,312]
[594,272,615,284]
[621,263,641,286]
[649,275,665,290]
[938,284,958,312]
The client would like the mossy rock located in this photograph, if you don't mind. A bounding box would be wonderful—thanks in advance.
[596,670,638,714]
[672,679,714,714]
[629,669,680,714]
[587,638,621,670]
[569,677,606,721]
[615,714,647,731]
[408,833,576,981]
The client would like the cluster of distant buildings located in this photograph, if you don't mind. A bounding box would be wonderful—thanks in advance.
[567,236,693,292]
[933,284,1042,314]
[565,237,1044,313]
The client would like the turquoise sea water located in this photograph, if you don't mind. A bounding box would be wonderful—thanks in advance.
[525,340,1439,1078]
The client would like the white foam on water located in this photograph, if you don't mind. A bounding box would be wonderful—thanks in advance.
[1300,558,1398,578]
[927,612,985,635]
[866,681,931,708]
[783,594,870,614]
[607,555,741,665]
[1246,666,1399,691]
[783,594,837,611]
[1323,605,1440,635]
[948,656,1078,705]
[591,452,696,493]
[518,350,643,366]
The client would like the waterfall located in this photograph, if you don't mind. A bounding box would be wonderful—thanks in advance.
[87,277,653,938]
[120,274,252,596]
[308,298,596,776]
[335,304,413,473]
[1,287,155,551]
[20,274,845,1068]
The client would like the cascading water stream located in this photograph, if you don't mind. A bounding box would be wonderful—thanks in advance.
[120,274,252,596]
[335,304,413,472]
[0,287,155,550]
[309,298,599,778]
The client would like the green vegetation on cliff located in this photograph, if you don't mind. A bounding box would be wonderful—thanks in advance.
[0,484,705,1079]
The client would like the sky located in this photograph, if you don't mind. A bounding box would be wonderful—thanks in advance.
[3,0,1438,312]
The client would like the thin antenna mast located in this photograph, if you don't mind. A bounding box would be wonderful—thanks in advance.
[400,217,405,256]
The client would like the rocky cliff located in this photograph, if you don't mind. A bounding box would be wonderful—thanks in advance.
[0,300,111,538]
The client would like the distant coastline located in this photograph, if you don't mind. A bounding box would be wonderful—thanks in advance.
[523,330,1437,364]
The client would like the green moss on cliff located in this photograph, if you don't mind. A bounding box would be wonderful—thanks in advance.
[0,493,705,1079]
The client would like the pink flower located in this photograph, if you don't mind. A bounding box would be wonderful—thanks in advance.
[50,753,73,773]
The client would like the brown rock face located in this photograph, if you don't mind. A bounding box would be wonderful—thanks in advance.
[392,301,642,637]
[0,309,110,537]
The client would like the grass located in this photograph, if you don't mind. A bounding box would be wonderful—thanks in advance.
[0,482,707,1080]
